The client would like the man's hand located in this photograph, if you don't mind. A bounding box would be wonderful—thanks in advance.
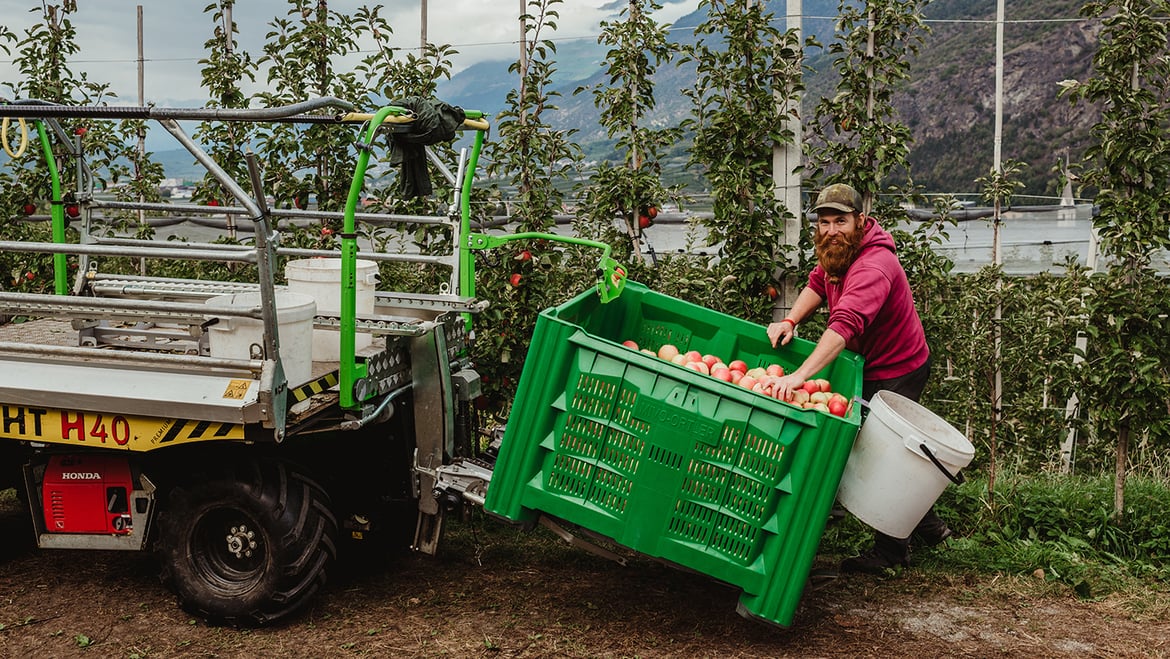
[767,320,796,348]
[771,373,805,402]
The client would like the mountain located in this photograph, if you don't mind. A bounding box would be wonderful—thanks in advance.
[435,0,1098,196]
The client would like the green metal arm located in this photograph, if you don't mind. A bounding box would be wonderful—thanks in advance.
[466,231,627,304]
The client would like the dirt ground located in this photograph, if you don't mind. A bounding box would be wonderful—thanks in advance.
[1,497,1167,659]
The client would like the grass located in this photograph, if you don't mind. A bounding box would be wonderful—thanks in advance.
[818,472,1170,610]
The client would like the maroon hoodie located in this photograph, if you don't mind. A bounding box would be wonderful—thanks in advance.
[806,217,929,381]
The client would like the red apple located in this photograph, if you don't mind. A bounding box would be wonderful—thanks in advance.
[657,344,680,360]
[684,350,702,364]
[729,370,744,384]
[65,203,80,218]
[728,360,748,374]
[801,381,821,395]
[621,340,639,350]
[828,397,848,417]
[515,250,532,261]
[641,349,657,357]
[814,378,832,393]
[671,353,689,366]
[22,203,36,215]
[638,214,652,229]
[747,367,767,380]
[509,273,522,287]
[646,205,658,219]
[738,375,758,390]
[685,361,710,375]
[765,364,785,377]
[701,354,720,368]
[711,366,732,382]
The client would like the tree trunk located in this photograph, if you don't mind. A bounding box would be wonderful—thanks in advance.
[1113,421,1129,521]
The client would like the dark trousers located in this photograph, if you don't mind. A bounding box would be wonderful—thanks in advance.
[862,357,946,548]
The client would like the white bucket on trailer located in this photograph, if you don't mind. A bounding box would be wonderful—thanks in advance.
[836,390,975,539]
[284,258,378,361]
[204,291,316,385]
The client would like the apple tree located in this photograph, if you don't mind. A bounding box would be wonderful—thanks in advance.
[573,0,683,281]
[1059,0,1170,518]
[680,0,803,323]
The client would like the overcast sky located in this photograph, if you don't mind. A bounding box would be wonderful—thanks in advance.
[0,1,699,107]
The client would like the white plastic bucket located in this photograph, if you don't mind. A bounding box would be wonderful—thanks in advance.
[836,390,975,539]
[285,258,378,361]
[205,291,316,385]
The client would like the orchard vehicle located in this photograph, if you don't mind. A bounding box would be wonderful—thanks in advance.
[0,97,860,629]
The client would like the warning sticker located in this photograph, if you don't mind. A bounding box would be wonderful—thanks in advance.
[223,379,253,400]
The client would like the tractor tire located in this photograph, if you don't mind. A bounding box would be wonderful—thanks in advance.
[157,458,337,625]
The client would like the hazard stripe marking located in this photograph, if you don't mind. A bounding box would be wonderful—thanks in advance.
[290,372,340,403]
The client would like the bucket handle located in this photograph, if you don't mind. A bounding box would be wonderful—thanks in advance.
[919,442,965,485]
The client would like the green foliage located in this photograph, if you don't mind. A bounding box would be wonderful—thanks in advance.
[927,473,1170,592]
[806,0,929,206]
[1057,0,1170,514]
[573,0,683,277]
[680,0,801,323]
[475,0,585,407]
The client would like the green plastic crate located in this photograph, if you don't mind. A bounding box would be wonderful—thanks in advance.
[484,281,863,627]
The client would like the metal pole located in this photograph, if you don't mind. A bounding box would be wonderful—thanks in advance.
[992,0,1005,457]
[421,0,428,49]
[772,0,802,322]
[137,5,147,275]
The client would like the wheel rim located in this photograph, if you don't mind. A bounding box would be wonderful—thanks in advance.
[189,506,268,597]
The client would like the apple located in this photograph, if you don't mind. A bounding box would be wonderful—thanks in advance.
[671,353,689,366]
[509,273,522,287]
[729,370,744,384]
[646,205,658,219]
[728,360,748,374]
[657,344,680,361]
[22,203,36,215]
[684,350,702,363]
[801,381,821,395]
[828,397,848,417]
[641,349,657,357]
[711,367,732,382]
[685,361,710,375]
[638,214,652,229]
[814,378,832,393]
[65,203,80,218]
[765,364,785,377]
[621,339,639,350]
[792,389,810,405]
[738,375,758,391]
[809,391,831,405]
[811,402,831,413]
[747,367,767,380]
[701,354,720,368]
[515,249,532,261]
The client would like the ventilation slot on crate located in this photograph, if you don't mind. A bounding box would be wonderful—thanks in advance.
[570,373,617,419]
[599,429,644,477]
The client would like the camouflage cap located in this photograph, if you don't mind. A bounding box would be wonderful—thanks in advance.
[812,183,863,214]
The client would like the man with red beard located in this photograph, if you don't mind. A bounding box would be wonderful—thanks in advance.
[767,183,952,574]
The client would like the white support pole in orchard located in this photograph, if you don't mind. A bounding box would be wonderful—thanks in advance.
[992,0,1005,442]
[773,0,803,323]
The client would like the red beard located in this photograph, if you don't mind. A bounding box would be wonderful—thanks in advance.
[815,221,865,284]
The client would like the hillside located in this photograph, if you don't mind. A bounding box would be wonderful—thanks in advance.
[435,0,1098,196]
